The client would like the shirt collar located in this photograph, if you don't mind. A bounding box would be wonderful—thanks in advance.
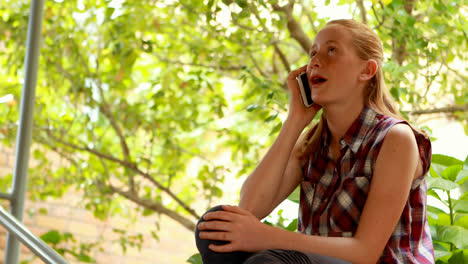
[322,106,379,154]
[341,106,379,153]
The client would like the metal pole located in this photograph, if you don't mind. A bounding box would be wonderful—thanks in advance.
[0,206,68,264]
[5,0,45,263]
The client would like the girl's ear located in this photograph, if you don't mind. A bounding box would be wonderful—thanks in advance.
[359,59,378,81]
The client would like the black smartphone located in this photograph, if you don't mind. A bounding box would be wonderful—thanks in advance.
[296,72,313,107]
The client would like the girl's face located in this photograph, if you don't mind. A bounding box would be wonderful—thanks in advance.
[306,24,367,107]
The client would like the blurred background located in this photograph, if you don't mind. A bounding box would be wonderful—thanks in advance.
[0,0,467,263]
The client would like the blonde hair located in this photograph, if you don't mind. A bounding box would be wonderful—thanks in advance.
[298,19,404,160]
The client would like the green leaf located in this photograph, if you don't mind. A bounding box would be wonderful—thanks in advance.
[264,112,278,123]
[267,91,274,100]
[432,154,463,167]
[428,205,448,220]
[432,164,446,178]
[246,104,258,112]
[186,253,203,264]
[76,254,93,262]
[437,225,468,249]
[236,0,247,8]
[39,207,48,215]
[441,165,463,182]
[390,87,400,100]
[285,219,298,231]
[428,189,444,203]
[464,155,468,171]
[454,200,468,214]
[434,250,452,260]
[434,242,450,252]
[448,249,467,264]
[40,230,62,245]
[456,170,468,184]
[287,186,300,204]
[382,0,393,5]
[207,0,215,9]
[430,213,452,227]
[222,0,234,5]
[454,214,468,230]
[142,208,155,216]
[427,177,459,191]
[269,122,282,136]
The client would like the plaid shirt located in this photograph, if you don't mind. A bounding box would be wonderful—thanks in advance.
[298,106,435,263]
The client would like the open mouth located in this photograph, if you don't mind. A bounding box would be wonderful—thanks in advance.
[310,75,327,85]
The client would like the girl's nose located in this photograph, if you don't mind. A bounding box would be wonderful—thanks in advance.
[308,43,322,69]
[308,55,321,69]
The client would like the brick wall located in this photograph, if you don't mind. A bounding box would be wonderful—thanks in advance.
[0,145,199,264]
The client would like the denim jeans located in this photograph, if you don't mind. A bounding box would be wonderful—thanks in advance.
[195,205,351,264]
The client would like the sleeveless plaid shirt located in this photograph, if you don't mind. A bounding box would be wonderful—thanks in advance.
[298,107,435,263]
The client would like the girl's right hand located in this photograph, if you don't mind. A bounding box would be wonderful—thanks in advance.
[286,65,322,129]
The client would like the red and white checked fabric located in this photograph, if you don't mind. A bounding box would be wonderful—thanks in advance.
[298,106,435,263]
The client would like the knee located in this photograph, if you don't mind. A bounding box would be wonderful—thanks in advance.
[197,205,224,226]
[194,205,229,252]
[195,205,224,241]
[195,205,251,264]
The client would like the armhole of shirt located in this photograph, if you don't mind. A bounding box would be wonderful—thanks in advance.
[372,119,432,189]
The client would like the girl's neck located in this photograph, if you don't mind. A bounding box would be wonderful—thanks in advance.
[324,102,365,146]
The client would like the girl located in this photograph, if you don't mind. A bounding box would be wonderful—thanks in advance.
[195,19,434,264]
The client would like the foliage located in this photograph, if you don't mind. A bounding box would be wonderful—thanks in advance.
[0,0,466,261]
[39,230,97,263]
[186,253,203,264]
[427,154,468,263]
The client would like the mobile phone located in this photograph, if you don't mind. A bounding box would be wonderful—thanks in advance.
[296,72,313,107]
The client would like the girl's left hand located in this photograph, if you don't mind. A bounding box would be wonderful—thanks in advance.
[197,205,272,253]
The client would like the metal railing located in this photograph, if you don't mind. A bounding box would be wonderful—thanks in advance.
[1,0,68,263]
[0,206,68,264]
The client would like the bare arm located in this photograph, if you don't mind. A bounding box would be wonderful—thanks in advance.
[239,65,321,219]
[200,124,423,264]
[238,118,305,219]
[261,124,422,263]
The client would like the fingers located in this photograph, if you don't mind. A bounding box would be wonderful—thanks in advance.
[203,210,239,221]
[198,220,231,231]
[209,243,235,253]
[199,230,231,241]
[287,64,308,80]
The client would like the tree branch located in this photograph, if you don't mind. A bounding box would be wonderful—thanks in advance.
[423,52,447,100]
[272,1,313,54]
[37,131,203,227]
[446,65,468,83]
[55,40,136,191]
[391,0,415,65]
[356,0,367,24]
[105,183,196,231]
[40,128,201,220]
[371,2,386,30]
[248,53,268,78]
[249,3,291,73]
[300,2,318,34]
[273,45,291,73]
[153,53,244,71]
[407,104,468,115]
[97,102,135,191]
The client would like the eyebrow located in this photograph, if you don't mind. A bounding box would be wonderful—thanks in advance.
[309,40,340,54]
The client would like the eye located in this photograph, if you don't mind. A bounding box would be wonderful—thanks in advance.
[328,46,337,55]
[310,50,317,58]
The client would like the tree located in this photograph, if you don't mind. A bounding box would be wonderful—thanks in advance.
[0,0,466,260]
